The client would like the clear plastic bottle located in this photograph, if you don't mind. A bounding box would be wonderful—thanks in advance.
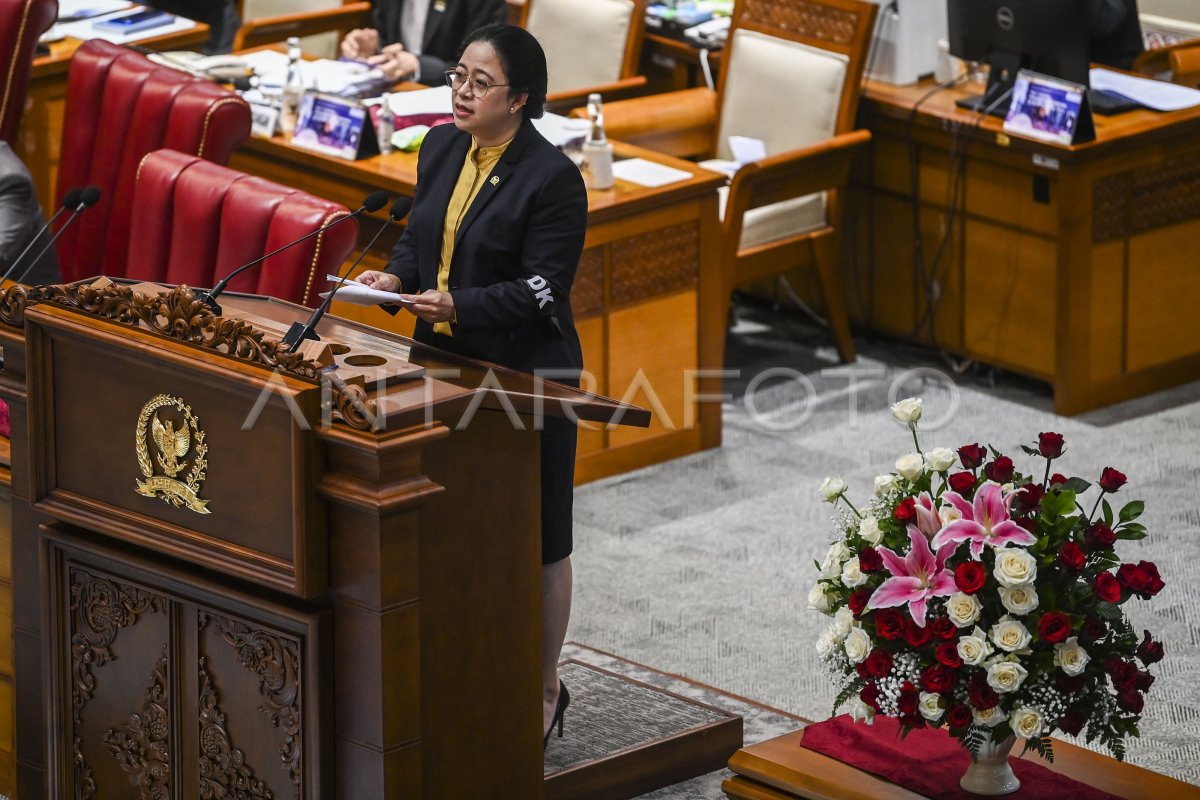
[377,92,395,155]
[280,36,305,137]
[582,92,613,190]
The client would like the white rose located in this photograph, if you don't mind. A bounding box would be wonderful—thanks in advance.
[849,697,875,725]
[819,541,852,578]
[972,705,1004,727]
[994,548,1037,587]
[1054,637,1090,677]
[891,397,923,424]
[940,505,963,526]
[895,453,925,482]
[946,592,982,628]
[808,583,834,615]
[844,627,872,664]
[874,474,897,496]
[841,557,868,588]
[816,627,841,658]
[990,616,1033,653]
[820,476,847,503]
[957,627,993,666]
[926,447,956,472]
[1010,706,1045,739]
[858,516,883,545]
[986,658,1030,693]
[919,692,945,721]
[833,606,855,637]
[999,585,1039,615]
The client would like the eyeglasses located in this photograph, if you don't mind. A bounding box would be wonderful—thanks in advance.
[444,69,509,98]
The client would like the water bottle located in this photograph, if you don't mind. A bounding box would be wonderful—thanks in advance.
[582,93,614,190]
[377,92,396,155]
[280,36,304,136]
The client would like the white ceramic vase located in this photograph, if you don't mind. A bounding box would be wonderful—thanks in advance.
[959,735,1020,795]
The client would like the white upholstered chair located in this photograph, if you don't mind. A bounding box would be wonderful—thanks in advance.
[600,0,878,363]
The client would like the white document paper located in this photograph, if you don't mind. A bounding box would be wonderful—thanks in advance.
[532,112,591,148]
[729,135,767,165]
[611,158,693,188]
[320,275,413,306]
[386,86,453,117]
[58,0,133,21]
[57,10,197,45]
[1089,67,1200,112]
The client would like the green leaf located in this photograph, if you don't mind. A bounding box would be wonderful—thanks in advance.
[1064,477,1092,495]
[1102,499,1114,527]
[1096,601,1124,620]
[1020,444,1041,457]
[1119,501,1144,523]
[1041,490,1076,518]
[1116,524,1147,541]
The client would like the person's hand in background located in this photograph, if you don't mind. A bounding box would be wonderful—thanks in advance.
[355,270,401,292]
[341,27,381,60]
[368,43,420,81]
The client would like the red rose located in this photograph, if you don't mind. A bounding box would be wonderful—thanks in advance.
[1058,541,1086,571]
[894,497,916,522]
[958,443,987,469]
[1038,432,1065,458]
[1057,710,1085,736]
[1117,563,1150,595]
[858,547,883,573]
[1108,660,1138,691]
[900,714,926,729]
[1037,611,1072,644]
[930,616,957,640]
[1056,673,1086,693]
[1085,523,1116,550]
[875,609,906,640]
[984,456,1015,484]
[921,664,954,693]
[855,661,871,680]
[1142,562,1165,597]
[1135,669,1155,692]
[1014,516,1037,534]
[904,617,933,648]
[897,688,920,715]
[954,561,987,594]
[967,675,999,710]
[1015,482,1045,511]
[860,682,881,711]
[1102,655,1124,676]
[1116,689,1144,714]
[1138,631,1165,665]
[936,642,963,668]
[1082,617,1107,642]
[948,471,976,494]
[1049,473,1069,486]
[1095,572,1122,603]
[848,587,873,617]
[864,649,894,679]
[1099,467,1127,493]
[946,705,973,729]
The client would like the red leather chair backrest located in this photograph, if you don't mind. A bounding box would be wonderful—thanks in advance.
[0,0,56,147]
[55,40,252,283]
[129,149,358,307]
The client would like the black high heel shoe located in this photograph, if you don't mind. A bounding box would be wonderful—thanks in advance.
[544,680,570,748]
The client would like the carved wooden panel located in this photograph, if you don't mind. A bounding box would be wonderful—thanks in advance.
[610,223,700,306]
[740,0,858,46]
[1093,155,1200,242]
[573,248,605,317]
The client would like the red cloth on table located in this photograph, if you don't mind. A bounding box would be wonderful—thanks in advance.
[799,715,1122,800]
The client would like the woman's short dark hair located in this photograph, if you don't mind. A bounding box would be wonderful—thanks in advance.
[459,24,548,120]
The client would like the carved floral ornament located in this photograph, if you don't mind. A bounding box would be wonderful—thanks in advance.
[0,282,383,430]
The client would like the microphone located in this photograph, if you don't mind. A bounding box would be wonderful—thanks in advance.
[195,189,388,316]
[9,186,102,286]
[284,195,413,352]
[1,187,84,285]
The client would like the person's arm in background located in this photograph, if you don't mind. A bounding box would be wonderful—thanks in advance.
[0,174,33,273]
[413,0,508,85]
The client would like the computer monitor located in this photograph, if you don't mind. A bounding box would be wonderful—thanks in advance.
[947,0,1091,113]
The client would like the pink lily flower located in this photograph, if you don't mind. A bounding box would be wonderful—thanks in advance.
[866,527,958,626]
[931,482,1036,559]
[912,492,943,540]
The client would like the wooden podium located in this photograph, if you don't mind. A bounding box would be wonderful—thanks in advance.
[0,281,646,798]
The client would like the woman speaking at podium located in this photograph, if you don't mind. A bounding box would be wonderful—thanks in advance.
[356,24,586,748]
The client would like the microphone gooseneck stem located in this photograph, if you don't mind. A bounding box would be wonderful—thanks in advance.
[11,206,86,285]
[1,204,72,285]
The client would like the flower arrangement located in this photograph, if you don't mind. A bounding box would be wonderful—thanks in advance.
[811,398,1165,762]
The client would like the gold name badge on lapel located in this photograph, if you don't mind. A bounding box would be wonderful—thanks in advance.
[134,393,212,514]
[433,0,446,12]
[490,175,500,186]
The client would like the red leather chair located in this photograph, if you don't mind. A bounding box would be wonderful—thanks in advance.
[128,149,358,307]
[55,40,252,283]
[0,0,56,146]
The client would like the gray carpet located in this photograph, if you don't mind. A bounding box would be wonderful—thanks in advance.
[569,303,1200,796]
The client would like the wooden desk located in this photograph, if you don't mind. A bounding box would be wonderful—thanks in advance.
[722,728,1200,799]
[230,132,727,483]
[19,19,212,207]
[843,77,1200,414]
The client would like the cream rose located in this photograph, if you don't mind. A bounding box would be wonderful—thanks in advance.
[971,705,1004,727]
[849,697,875,725]
[939,505,963,527]
[957,627,993,666]
[926,447,956,472]
[808,583,834,615]
[820,476,847,503]
[874,474,898,496]
[833,606,855,637]
[999,585,1039,616]
[990,616,1033,653]
[919,692,945,721]
[1010,706,1045,739]
[844,627,872,664]
[986,657,1029,693]
[896,452,925,482]
[1054,637,1090,677]
[816,627,840,658]
[819,541,851,578]
[858,516,884,545]
[891,397,923,424]
[994,547,1037,587]
[841,557,868,588]
[946,592,983,628]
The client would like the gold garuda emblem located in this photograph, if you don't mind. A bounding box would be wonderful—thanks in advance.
[135,394,211,514]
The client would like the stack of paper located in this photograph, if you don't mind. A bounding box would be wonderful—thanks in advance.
[1090,67,1200,112]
